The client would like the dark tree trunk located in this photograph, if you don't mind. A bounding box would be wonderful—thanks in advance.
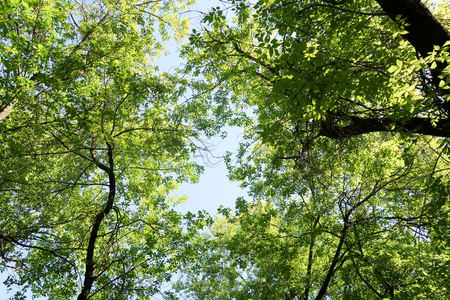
[319,1,450,139]
[77,143,116,300]
[376,0,450,112]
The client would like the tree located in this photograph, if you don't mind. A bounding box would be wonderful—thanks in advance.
[184,0,450,141]
[176,135,450,299]
[0,0,215,299]
[175,0,450,299]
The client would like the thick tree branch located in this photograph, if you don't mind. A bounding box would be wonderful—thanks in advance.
[375,0,450,111]
[319,116,450,139]
[77,142,115,300]
[376,0,450,58]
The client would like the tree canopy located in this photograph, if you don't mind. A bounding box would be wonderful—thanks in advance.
[175,0,450,299]
[1,0,450,299]
[0,0,212,298]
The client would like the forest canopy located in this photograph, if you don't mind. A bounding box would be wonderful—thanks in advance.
[1,0,449,299]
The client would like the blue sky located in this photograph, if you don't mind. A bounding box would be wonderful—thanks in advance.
[161,9,246,213]
[156,0,248,215]
[174,125,247,215]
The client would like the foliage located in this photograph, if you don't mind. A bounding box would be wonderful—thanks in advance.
[184,0,450,142]
[0,0,218,299]
[175,0,450,299]
[176,135,450,299]
[1,0,450,298]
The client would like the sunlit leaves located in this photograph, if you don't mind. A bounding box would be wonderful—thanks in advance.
[0,0,219,298]
[176,0,450,299]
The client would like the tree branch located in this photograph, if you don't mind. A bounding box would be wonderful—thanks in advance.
[0,233,78,270]
[77,142,115,300]
[376,0,450,58]
[375,0,450,111]
[319,116,450,139]
[232,41,279,76]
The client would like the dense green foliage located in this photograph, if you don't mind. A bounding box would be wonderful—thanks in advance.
[0,0,213,299]
[174,0,450,299]
[1,0,450,299]
[177,135,450,299]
